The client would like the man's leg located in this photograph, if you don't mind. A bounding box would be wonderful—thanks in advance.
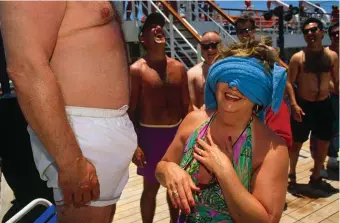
[311,139,330,179]
[310,133,328,178]
[167,193,179,223]
[141,178,160,223]
[289,115,310,186]
[327,135,339,171]
[289,141,304,176]
[327,94,339,171]
[310,134,316,159]
[57,204,116,223]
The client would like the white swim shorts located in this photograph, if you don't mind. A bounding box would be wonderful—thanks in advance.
[28,105,137,207]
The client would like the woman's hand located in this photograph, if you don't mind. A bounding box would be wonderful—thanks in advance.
[193,128,233,175]
[164,162,200,214]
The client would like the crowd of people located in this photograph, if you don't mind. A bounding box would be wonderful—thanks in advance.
[0,1,338,223]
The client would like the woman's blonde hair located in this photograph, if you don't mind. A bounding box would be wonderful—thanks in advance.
[260,36,273,46]
[214,39,280,72]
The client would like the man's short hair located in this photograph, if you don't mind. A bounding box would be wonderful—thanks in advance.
[328,22,339,37]
[301,17,324,32]
[235,15,256,30]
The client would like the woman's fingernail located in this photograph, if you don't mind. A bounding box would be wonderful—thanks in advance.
[186,208,191,213]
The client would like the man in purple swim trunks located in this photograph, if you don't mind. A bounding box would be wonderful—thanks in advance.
[128,13,191,223]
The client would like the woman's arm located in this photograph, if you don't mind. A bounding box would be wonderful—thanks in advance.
[155,110,205,212]
[215,144,288,223]
[156,110,205,186]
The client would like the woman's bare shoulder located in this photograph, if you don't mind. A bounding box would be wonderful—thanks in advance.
[253,117,286,147]
[252,118,287,166]
[178,109,212,141]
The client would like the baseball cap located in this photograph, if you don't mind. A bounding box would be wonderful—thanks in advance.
[139,12,166,37]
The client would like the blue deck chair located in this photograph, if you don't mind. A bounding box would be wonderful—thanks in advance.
[6,198,57,223]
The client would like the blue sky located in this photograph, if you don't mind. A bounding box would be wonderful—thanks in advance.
[216,1,339,15]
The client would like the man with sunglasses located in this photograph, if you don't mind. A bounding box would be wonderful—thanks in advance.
[235,15,257,43]
[128,13,191,223]
[234,15,293,150]
[187,31,221,110]
[287,18,339,192]
[312,22,340,174]
[326,22,340,172]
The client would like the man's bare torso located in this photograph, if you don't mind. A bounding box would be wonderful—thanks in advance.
[51,2,129,109]
[295,49,334,101]
[132,57,185,125]
[187,62,209,108]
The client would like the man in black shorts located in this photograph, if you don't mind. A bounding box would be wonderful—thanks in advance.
[286,18,338,191]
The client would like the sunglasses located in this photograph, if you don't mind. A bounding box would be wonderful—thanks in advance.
[236,28,254,35]
[201,42,220,50]
[330,31,339,38]
[303,26,319,35]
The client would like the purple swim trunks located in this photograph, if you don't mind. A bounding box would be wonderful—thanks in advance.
[137,122,180,184]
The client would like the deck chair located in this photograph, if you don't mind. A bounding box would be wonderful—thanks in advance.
[6,198,57,223]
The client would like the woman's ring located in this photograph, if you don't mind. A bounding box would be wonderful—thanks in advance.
[172,191,179,198]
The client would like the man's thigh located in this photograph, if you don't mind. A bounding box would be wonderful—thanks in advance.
[57,204,116,223]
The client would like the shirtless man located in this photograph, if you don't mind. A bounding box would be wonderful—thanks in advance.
[128,13,191,223]
[0,2,137,222]
[187,31,221,109]
[327,22,340,171]
[287,18,339,191]
[310,22,339,175]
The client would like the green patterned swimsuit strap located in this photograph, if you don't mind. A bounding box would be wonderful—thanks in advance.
[180,112,217,170]
[232,116,253,191]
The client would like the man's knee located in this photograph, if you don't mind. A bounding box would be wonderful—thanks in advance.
[57,204,115,223]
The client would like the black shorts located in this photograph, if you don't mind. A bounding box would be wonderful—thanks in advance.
[291,97,334,143]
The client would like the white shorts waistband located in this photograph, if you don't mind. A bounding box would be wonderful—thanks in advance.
[65,105,128,118]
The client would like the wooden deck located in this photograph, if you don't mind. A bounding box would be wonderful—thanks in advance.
[113,141,339,223]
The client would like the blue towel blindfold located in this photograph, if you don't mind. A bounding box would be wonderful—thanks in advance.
[205,56,287,113]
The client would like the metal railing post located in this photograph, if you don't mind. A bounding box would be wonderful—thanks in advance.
[132,1,136,20]
[169,14,175,59]
[147,1,151,15]
[197,44,202,63]
[194,0,199,22]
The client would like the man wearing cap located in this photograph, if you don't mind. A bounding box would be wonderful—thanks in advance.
[128,13,191,223]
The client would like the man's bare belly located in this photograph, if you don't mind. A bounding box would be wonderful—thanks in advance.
[50,2,129,109]
[296,71,331,101]
[139,98,184,125]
